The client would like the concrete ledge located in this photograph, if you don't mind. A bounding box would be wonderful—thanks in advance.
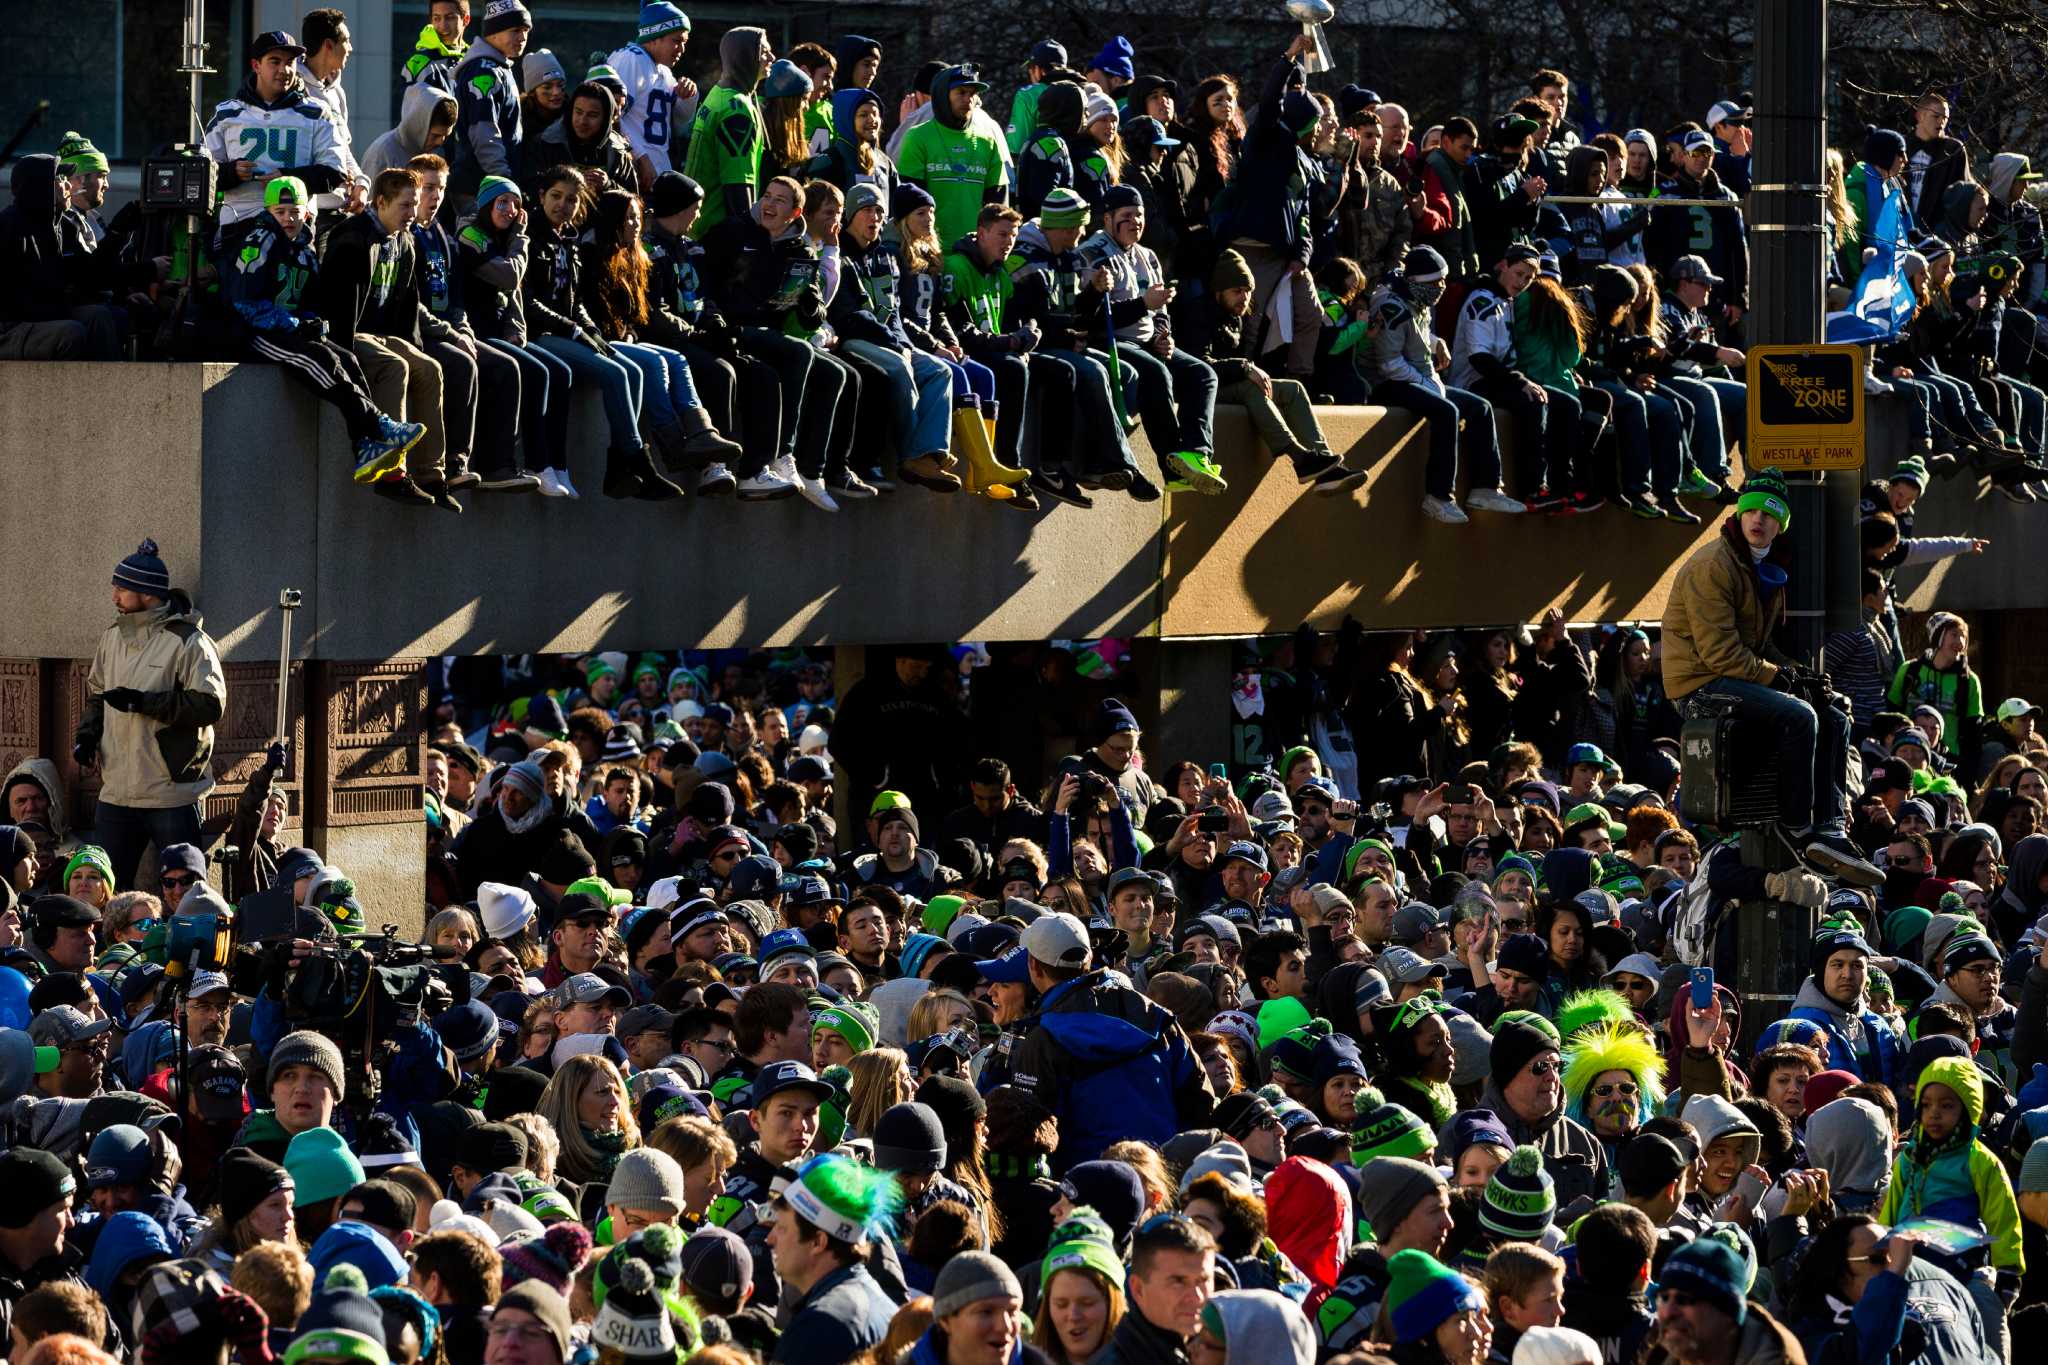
[0,361,1931,658]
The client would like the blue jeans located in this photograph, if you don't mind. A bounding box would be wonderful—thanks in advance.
[531,334,644,450]
[95,800,204,891]
[611,340,701,429]
[1370,379,1503,499]
[1661,373,1743,481]
[936,354,996,408]
[842,340,954,460]
[1690,676,1852,835]
[1594,380,1682,495]
[1993,375,2047,454]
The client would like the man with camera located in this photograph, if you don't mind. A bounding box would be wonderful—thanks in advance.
[1661,469,1882,886]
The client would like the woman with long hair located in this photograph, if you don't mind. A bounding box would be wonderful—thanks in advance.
[1822,146,1858,300]
[811,87,898,208]
[579,186,728,496]
[894,188,1004,484]
[189,1150,296,1271]
[845,1048,912,1140]
[759,60,815,183]
[1071,90,1124,210]
[1180,75,1244,276]
[1033,1253,1124,1364]
[1349,630,1447,789]
[1511,270,1608,510]
[537,1053,641,1185]
[1535,896,1607,1004]
[523,167,666,499]
[906,988,979,1048]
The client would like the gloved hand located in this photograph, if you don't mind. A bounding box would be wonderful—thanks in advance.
[72,737,95,766]
[101,687,145,713]
[266,739,289,769]
[296,317,328,340]
[1766,869,1829,908]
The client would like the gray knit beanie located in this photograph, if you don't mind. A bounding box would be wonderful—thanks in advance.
[268,1030,346,1098]
[606,1147,688,1215]
[931,1250,1023,1318]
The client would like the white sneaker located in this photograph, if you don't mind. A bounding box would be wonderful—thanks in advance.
[771,453,803,485]
[1466,487,1527,514]
[696,462,737,497]
[536,467,578,499]
[1864,372,1894,396]
[1421,494,1469,524]
[737,468,797,500]
[796,474,841,512]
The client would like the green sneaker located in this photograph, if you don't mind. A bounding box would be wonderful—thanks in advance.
[1164,474,1195,494]
[1678,466,1719,496]
[1168,450,1227,494]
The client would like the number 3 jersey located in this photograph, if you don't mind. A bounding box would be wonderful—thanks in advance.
[204,76,345,226]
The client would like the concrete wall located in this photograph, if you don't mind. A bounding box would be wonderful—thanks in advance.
[0,362,1808,663]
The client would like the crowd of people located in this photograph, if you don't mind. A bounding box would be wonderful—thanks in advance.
[7,2,2046,519]
[1,491,2046,1365]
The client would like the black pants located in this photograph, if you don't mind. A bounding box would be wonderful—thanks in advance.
[677,338,777,469]
[249,328,381,441]
[738,327,817,476]
[801,349,856,480]
[421,333,482,466]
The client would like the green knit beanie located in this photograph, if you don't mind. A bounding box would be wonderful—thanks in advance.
[1736,466,1792,530]
[56,131,108,175]
[1349,1086,1435,1165]
[1479,1144,1556,1241]
[62,845,116,893]
[1039,187,1089,230]
[813,1003,878,1056]
[1041,1206,1126,1290]
[1384,1249,1485,1344]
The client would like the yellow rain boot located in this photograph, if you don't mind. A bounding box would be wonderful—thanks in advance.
[961,405,1030,489]
[952,408,1015,500]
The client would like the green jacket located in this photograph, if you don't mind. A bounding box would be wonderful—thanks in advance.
[1877,1055,2025,1273]
[1005,82,1046,155]
[942,238,1019,340]
[1887,652,1982,758]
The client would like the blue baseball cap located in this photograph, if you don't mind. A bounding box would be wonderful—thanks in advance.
[750,1060,835,1106]
[1565,743,1608,769]
[758,927,816,967]
[1217,840,1269,873]
[975,944,1032,984]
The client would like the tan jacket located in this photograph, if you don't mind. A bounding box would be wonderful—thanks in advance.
[77,592,227,809]
[1660,520,1794,700]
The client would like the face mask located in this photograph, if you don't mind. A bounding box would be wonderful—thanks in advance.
[1409,280,1445,309]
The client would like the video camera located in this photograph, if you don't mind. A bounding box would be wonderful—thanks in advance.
[140,145,217,216]
[146,907,465,1121]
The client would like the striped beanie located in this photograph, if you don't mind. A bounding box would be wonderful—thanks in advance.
[1384,1249,1485,1344]
[113,538,171,596]
[1479,1144,1555,1241]
[1349,1086,1435,1165]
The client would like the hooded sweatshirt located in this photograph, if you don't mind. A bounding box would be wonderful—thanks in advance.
[529,82,637,192]
[1790,974,1904,1092]
[813,88,898,206]
[1804,1095,1893,1212]
[4,758,75,852]
[896,68,1006,244]
[77,591,226,810]
[0,156,78,327]
[683,29,766,236]
[1209,1287,1317,1365]
[83,1210,173,1297]
[362,81,458,180]
[201,73,347,225]
[1015,84,1080,221]
[1879,1054,2024,1273]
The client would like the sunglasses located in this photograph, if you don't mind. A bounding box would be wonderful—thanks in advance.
[1592,1080,1639,1098]
[1527,1058,1560,1077]
[161,873,198,889]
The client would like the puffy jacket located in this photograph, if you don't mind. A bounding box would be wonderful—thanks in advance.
[1660,517,1796,700]
[1880,1055,2025,1273]
[1447,281,1521,389]
[1007,969,1215,1171]
[75,591,225,810]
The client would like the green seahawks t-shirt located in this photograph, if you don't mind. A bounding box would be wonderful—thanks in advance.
[683,84,762,238]
[897,119,1004,245]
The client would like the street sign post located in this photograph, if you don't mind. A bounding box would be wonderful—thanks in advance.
[1745,343,1866,472]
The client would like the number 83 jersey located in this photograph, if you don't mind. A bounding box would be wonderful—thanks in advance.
[205,82,344,226]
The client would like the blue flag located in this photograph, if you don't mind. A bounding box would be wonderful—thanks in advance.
[1827,166,1914,342]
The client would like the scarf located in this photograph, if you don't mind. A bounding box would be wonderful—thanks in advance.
[503,792,556,836]
[582,1126,630,1182]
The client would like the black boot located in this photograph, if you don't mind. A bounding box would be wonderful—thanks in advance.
[679,406,746,464]
[603,444,643,499]
[632,444,685,501]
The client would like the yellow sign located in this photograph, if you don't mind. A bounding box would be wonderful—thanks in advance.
[1746,344,1866,472]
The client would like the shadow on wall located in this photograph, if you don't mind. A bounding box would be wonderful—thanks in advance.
[1162,406,1726,634]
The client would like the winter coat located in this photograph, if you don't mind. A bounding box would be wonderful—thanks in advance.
[1660,517,1797,700]
[1348,668,1440,794]
[1365,280,1443,390]
[1214,58,1317,265]
[1789,976,1906,1092]
[316,207,434,348]
[1341,162,1412,288]
[1007,968,1215,1171]
[1887,652,1982,763]
[1795,1256,1999,1365]
[457,215,529,344]
[771,1261,897,1364]
[1647,165,1749,309]
[1473,1079,1611,1207]
[448,37,523,196]
[1008,223,1109,351]
[1880,1054,2025,1273]
[362,82,457,180]
[75,591,226,810]
[1416,148,1480,279]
